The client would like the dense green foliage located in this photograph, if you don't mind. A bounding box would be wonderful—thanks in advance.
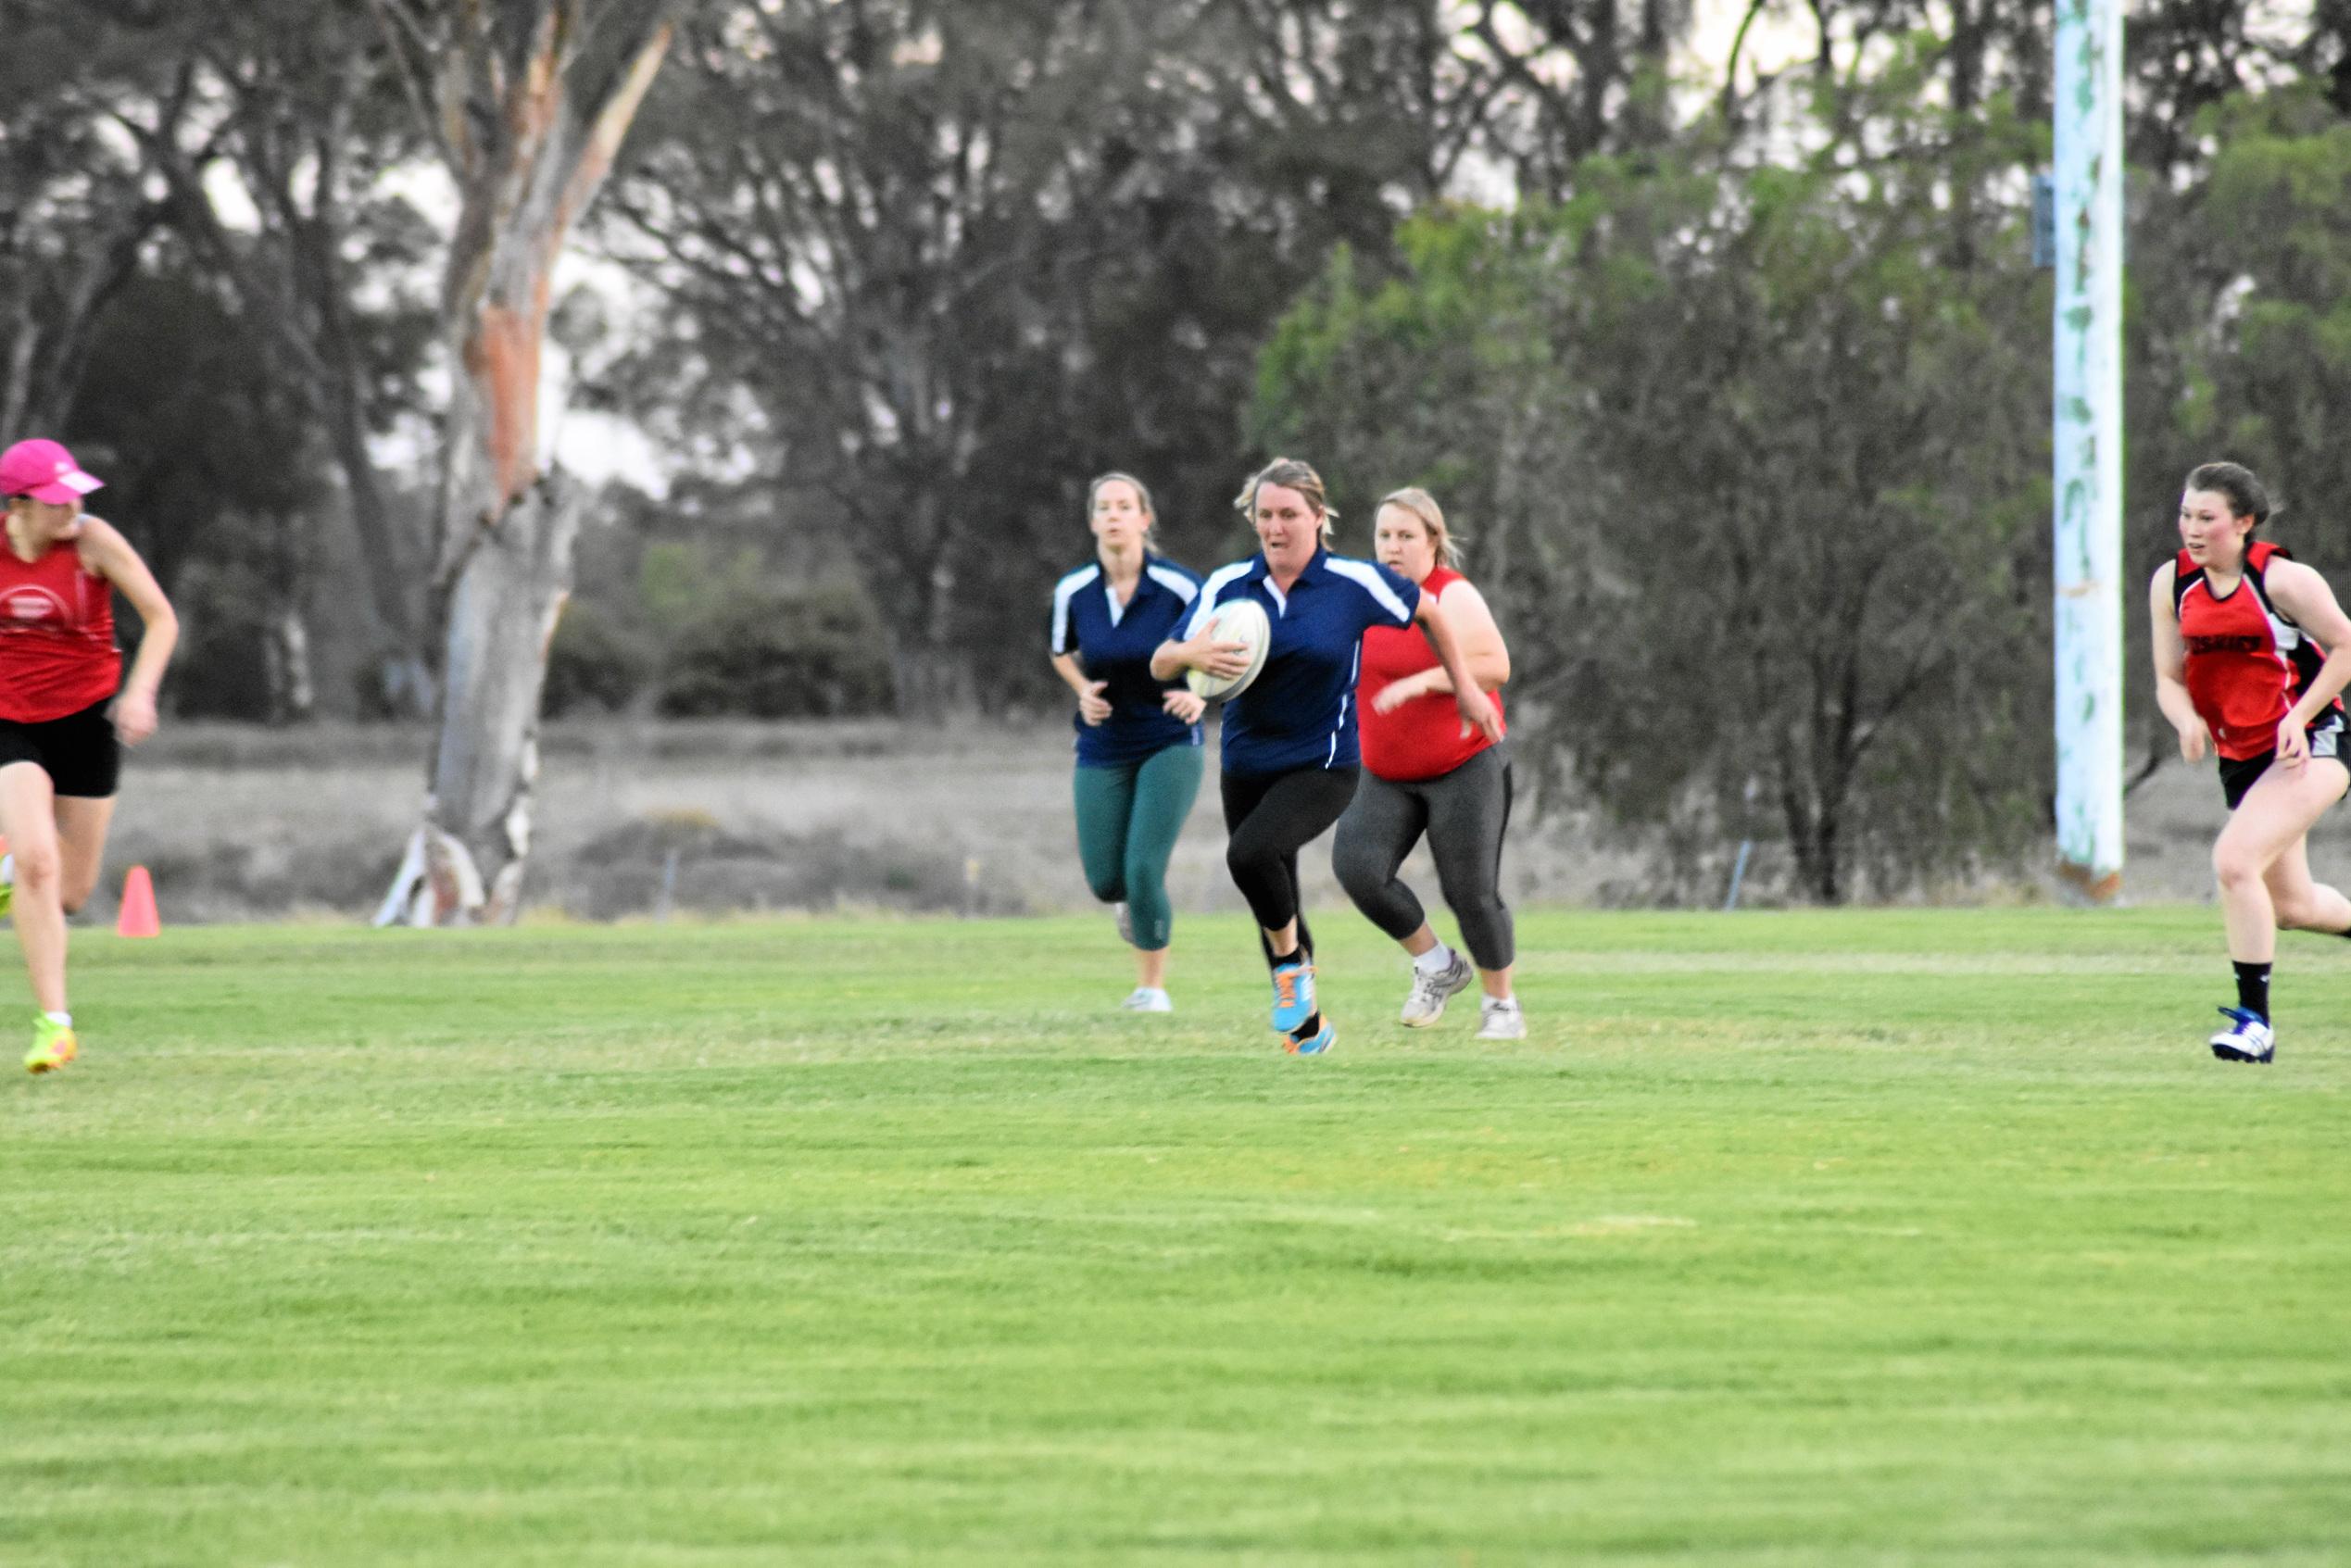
[6,912,2349,1562]
[1250,21,2351,900]
[656,582,895,719]
[1255,63,2056,901]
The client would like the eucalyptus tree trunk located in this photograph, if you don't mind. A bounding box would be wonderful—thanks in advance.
[262,605,316,725]
[262,509,318,724]
[415,470,584,921]
[372,0,673,926]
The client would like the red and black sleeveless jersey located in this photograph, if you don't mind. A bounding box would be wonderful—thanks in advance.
[2174,540,2344,761]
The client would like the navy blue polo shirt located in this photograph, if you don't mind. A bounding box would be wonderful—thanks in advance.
[1050,553,1203,767]
[1183,546,1421,776]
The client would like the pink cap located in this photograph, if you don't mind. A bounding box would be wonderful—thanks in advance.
[0,439,103,505]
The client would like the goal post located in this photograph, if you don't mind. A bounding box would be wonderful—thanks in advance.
[2052,0,2126,901]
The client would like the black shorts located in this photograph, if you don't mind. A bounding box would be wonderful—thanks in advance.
[2219,717,2347,809]
[0,697,120,798]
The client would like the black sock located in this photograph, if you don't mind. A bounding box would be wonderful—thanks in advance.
[1269,947,1302,970]
[2233,960,2271,1022]
[1290,1011,1323,1040]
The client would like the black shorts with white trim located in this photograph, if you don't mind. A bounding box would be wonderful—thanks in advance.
[2219,713,2348,810]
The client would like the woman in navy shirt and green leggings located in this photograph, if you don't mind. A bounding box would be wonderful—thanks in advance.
[1050,472,1206,1012]
[1152,458,1499,1054]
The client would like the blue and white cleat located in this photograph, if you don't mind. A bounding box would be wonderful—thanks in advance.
[1286,1019,1337,1056]
[2209,1007,2275,1064]
[1270,960,1316,1035]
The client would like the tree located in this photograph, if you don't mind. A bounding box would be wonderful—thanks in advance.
[371,0,675,925]
[1457,0,1691,193]
[0,3,190,439]
[613,1,1349,709]
[129,0,444,711]
[70,265,332,722]
[2169,90,2351,504]
[1251,211,1564,640]
[606,0,1690,713]
[1257,62,2053,901]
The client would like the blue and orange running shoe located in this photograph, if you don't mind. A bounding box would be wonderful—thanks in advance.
[1286,1018,1337,1056]
[24,1015,76,1074]
[1270,960,1316,1034]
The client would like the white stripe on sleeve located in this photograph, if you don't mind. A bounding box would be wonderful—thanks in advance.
[1184,562,1253,640]
[1050,565,1100,655]
[1325,557,1414,625]
[1147,563,1200,604]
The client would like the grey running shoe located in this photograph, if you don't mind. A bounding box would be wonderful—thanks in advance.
[1475,997,1527,1041]
[1121,986,1172,1013]
[1399,950,1475,1027]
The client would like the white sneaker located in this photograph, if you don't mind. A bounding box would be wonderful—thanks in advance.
[1399,949,1475,1027]
[1475,997,1527,1041]
[2208,1007,2273,1063]
[1121,986,1172,1013]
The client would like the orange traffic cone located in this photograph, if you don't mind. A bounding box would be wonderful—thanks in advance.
[117,865,159,938]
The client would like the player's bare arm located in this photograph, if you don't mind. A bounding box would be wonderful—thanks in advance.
[1150,633,1248,682]
[1412,591,1500,743]
[2149,558,2207,762]
[1389,580,1510,709]
[1050,651,1113,726]
[80,518,176,746]
[2258,558,2351,763]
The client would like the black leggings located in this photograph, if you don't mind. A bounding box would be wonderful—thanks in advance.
[1221,765,1359,965]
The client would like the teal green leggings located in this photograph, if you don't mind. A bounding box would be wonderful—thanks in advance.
[1073,743,1205,950]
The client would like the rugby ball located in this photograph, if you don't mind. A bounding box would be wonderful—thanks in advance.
[1186,597,1272,700]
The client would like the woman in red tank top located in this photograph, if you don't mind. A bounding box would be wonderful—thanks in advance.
[1331,488,1524,1039]
[0,438,179,1074]
[2151,461,2351,1066]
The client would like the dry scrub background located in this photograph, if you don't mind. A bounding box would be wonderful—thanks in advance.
[100,719,2253,923]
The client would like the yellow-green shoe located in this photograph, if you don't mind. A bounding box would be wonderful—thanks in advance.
[24,1015,76,1074]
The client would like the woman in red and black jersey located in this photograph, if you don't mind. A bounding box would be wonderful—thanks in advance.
[0,439,178,1074]
[2150,461,2351,1065]
[1331,488,1523,1040]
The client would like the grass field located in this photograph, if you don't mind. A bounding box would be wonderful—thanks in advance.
[4,909,2347,1566]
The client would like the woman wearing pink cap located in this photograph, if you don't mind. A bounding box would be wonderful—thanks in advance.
[0,438,177,1074]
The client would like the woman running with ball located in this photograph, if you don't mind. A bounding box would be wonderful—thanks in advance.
[2151,461,2351,1064]
[1152,458,1498,1054]
[0,439,178,1073]
[1049,471,1205,1012]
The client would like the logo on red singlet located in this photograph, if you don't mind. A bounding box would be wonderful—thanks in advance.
[0,586,69,629]
[2186,633,2269,655]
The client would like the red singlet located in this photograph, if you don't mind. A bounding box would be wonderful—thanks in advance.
[1357,565,1505,782]
[0,533,119,722]
[2174,540,2341,761]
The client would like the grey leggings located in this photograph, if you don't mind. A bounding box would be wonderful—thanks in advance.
[1331,745,1515,971]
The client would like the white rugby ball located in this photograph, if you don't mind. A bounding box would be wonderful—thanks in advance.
[1186,597,1272,700]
